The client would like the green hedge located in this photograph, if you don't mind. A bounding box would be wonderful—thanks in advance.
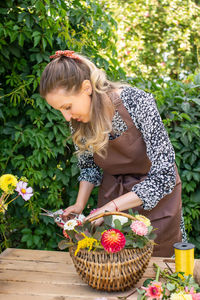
[129,75,200,255]
[110,0,200,80]
[0,0,123,251]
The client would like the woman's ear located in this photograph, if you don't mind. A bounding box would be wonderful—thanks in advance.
[81,80,92,95]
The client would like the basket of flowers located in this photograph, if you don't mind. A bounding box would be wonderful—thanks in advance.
[59,210,156,292]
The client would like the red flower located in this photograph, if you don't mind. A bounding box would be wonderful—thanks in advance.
[101,229,126,253]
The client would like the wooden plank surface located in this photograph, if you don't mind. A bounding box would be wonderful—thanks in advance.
[0,248,188,300]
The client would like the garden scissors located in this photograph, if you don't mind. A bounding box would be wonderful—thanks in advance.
[40,208,79,225]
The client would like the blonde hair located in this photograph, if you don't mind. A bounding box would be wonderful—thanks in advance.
[40,53,126,157]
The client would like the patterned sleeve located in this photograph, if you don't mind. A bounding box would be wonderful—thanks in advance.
[77,151,102,186]
[69,123,102,186]
[122,87,176,210]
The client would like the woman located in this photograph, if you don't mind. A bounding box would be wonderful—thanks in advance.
[40,50,187,257]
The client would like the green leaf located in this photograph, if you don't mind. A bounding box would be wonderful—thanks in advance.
[104,215,112,227]
[192,98,200,106]
[34,35,41,47]
[58,240,73,250]
[180,113,191,121]
[21,234,31,242]
[19,33,25,47]
[42,38,47,51]
[33,235,40,245]
[114,219,122,230]
[166,283,176,291]
[143,278,154,287]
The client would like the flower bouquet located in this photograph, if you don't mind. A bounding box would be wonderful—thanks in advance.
[0,173,34,251]
[136,262,200,300]
[59,210,156,292]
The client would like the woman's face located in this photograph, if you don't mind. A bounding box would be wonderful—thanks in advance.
[46,83,92,123]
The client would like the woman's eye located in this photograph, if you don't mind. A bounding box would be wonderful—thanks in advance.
[65,106,71,110]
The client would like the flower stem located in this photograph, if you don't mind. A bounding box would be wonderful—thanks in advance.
[0,193,6,208]
[5,195,19,207]
[155,265,161,282]
[153,263,181,284]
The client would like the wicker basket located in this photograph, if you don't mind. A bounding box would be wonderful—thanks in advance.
[69,211,154,292]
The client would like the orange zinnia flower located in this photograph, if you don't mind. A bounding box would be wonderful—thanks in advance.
[101,229,126,253]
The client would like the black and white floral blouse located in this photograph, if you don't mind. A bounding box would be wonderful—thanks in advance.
[75,86,187,242]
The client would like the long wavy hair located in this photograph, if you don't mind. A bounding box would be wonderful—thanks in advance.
[40,53,126,157]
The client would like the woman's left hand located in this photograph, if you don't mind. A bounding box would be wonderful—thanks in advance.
[84,199,120,226]
[84,208,104,226]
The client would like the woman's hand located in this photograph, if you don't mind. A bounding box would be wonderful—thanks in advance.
[57,203,83,229]
[84,208,103,226]
[84,206,111,226]
[62,203,83,220]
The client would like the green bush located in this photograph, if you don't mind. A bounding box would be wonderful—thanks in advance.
[129,74,200,256]
[109,0,200,80]
[0,0,123,251]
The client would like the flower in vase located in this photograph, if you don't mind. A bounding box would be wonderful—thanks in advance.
[64,219,78,230]
[101,229,126,253]
[131,220,148,236]
[0,174,18,193]
[135,214,151,227]
[171,292,193,299]
[143,281,163,300]
[15,181,33,201]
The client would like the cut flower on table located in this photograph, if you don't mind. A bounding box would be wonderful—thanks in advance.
[136,263,200,300]
[59,209,156,256]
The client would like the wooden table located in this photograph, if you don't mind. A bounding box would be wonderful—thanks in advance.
[0,248,197,300]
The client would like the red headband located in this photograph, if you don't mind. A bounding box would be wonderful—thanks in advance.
[49,50,81,61]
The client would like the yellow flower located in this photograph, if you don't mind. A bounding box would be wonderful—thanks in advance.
[0,174,18,193]
[75,233,99,256]
[170,292,193,300]
[135,215,151,227]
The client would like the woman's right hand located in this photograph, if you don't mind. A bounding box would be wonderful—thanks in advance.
[56,203,83,229]
[62,203,83,220]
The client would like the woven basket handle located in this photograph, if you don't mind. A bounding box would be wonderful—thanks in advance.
[88,211,137,222]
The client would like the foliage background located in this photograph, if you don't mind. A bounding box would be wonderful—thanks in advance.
[0,0,200,256]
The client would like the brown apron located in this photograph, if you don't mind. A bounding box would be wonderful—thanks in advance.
[94,92,182,257]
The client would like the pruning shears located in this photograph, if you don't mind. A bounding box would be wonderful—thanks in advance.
[40,207,79,225]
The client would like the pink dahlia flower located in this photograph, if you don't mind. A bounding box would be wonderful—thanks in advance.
[131,220,148,236]
[192,294,200,300]
[185,287,200,300]
[101,229,126,253]
[142,281,163,300]
[15,181,33,201]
